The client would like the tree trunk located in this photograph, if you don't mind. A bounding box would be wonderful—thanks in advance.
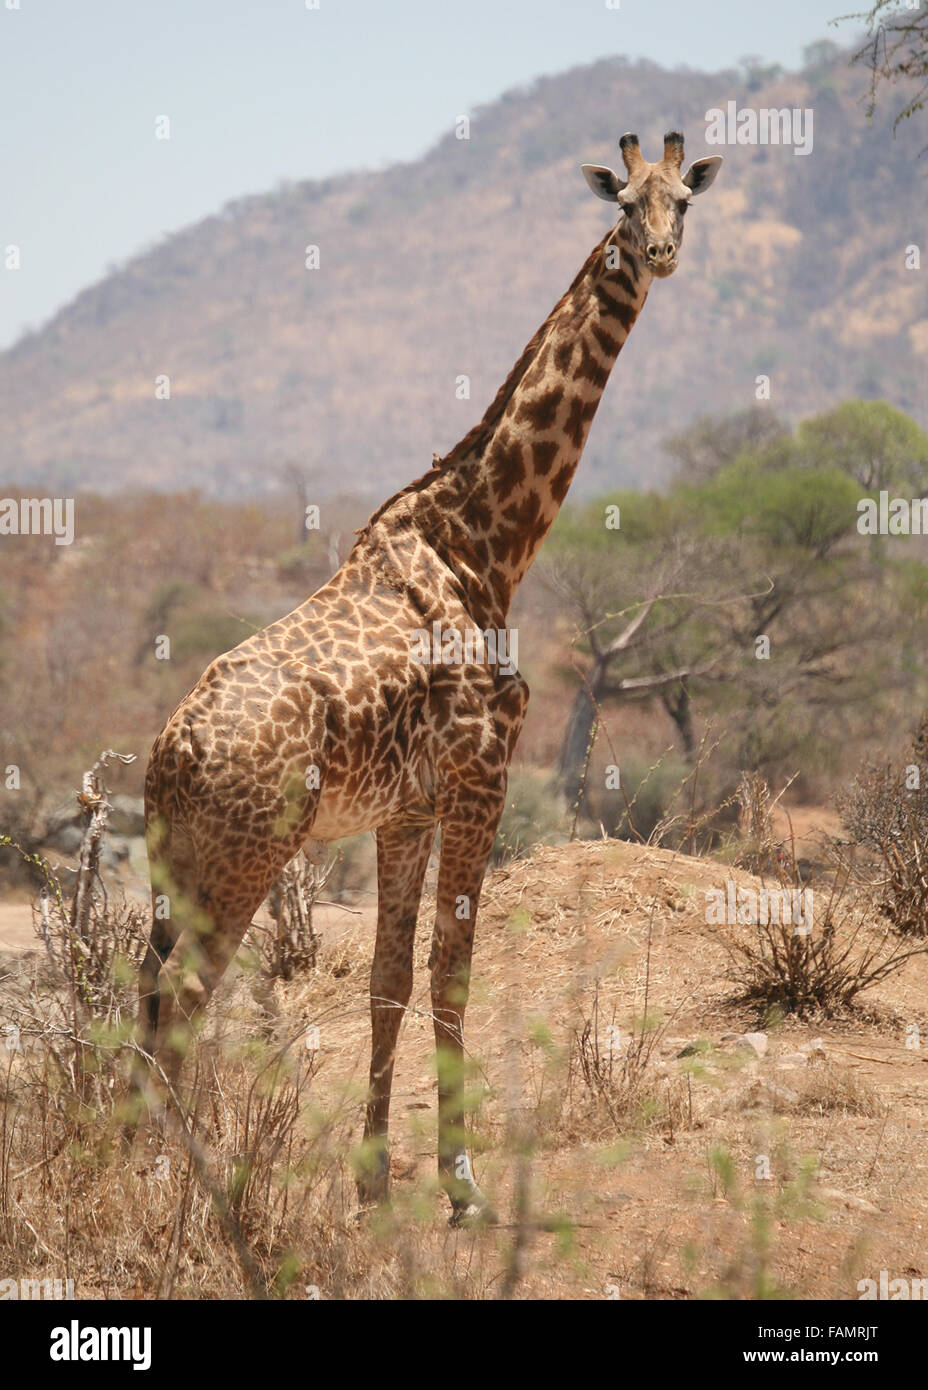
[559,658,608,811]
[661,678,695,755]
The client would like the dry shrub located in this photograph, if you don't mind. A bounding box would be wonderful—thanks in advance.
[567,931,694,1139]
[0,755,343,1298]
[722,775,924,1019]
[570,1010,691,1138]
[252,851,327,980]
[722,871,918,1019]
[200,1048,312,1230]
[3,752,147,1022]
[612,728,734,855]
[1,1010,365,1298]
[837,725,928,936]
[0,755,527,1299]
[794,1060,886,1118]
[0,989,534,1299]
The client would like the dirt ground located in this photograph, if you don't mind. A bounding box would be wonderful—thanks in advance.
[2,826,927,1300]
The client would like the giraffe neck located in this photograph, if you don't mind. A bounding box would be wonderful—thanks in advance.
[358,218,652,625]
[440,220,650,615]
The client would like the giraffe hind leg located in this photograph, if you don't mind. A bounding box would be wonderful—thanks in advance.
[132,826,199,1115]
[135,823,255,1102]
[153,900,255,1095]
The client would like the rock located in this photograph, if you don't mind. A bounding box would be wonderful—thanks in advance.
[44,801,82,835]
[43,803,84,851]
[43,794,144,854]
[818,1187,881,1216]
[101,836,130,867]
[731,1078,799,1112]
[108,795,145,838]
[800,1037,827,1062]
[738,1031,768,1059]
[48,825,83,855]
[127,836,150,876]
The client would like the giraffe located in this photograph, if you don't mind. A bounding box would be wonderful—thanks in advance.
[137,130,721,1220]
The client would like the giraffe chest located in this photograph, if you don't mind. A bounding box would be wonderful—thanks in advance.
[306,721,436,842]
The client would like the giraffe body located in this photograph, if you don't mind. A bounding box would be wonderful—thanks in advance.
[144,523,523,903]
[138,131,721,1216]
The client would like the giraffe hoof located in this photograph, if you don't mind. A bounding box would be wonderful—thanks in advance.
[354,1188,389,1216]
[449,1190,498,1228]
[355,1172,390,1215]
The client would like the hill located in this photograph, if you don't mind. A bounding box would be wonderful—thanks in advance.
[0,43,926,500]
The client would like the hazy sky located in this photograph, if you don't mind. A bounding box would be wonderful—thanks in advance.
[1,0,854,348]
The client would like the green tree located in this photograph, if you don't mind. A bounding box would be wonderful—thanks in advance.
[797,400,928,492]
[549,404,928,818]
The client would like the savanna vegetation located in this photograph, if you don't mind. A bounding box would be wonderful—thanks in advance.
[4,399,928,1300]
[3,398,928,871]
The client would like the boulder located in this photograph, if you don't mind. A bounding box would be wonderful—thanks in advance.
[108,795,145,838]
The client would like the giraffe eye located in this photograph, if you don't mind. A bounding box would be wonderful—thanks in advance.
[677,200,690,214]
[619,199,637,216]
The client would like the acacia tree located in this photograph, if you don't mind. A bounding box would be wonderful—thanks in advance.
[834,2,928,136]
[664,406,788,484]
[547,406,925,817]
[772,400,928,493]
[543,489,747,808]
[548,538,721,809]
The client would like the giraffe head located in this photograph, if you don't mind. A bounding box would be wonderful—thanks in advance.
[582,131,722,278]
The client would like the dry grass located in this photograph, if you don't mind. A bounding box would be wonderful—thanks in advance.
[793,1060,887,1119]
[566,918,696,1142]
[2,792,928,1298]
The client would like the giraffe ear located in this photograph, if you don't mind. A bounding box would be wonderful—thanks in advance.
[682,156,723,195]
[581,164,626,201]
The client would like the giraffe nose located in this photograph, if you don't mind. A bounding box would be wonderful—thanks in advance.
[646,240,676,266]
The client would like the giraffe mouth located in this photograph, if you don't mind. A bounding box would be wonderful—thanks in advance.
[647,258,678,279]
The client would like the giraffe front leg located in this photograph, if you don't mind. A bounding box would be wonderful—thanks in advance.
[430,785,505,1224]
[357,819,436,1208]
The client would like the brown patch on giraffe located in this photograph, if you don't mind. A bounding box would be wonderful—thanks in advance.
[606,299,636,334]
[491,437,527,504]
[515,386,563,432]
[549,463,574,504]
[553,339,573,373]
[572,340,610,388]
[488,527,512,563]
[593,323,621,357]
[621,248,640,283]
[613,270,638,299]
[563,396,587,450]
[531,439,559,476]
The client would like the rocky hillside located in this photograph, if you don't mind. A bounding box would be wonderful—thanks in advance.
[1,44,925,500]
